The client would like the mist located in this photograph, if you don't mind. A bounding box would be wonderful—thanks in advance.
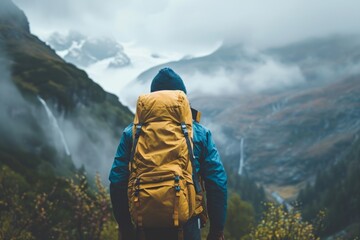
[12,0,360,55]
[10,0,360,113]
[59,109,120,180]
[119,46,306,111]
[0,43,118,181]
[0,48,34,147]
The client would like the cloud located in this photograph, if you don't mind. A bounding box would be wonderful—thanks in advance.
[240,57,305,92]
[119,47,305,112]
[12,0,360,54]
[182,61,304,97]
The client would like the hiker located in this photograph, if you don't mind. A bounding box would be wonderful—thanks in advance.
[109,68,227,240]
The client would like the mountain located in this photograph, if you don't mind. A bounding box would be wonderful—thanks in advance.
[136,35,360,86]
[0,0,29,33]
[217,75,360,185]
[47,31,131,68]
[122,36,360,109]
[126,36,360,199]
[0,0,133,180]
[45,31,186,103]
[266,35,360,83]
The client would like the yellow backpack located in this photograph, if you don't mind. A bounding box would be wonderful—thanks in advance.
[128,90,203,231]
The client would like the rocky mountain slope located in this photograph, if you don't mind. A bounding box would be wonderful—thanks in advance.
[0,0,133,180]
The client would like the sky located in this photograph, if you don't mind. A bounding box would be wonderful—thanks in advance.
[12,0,360,55]
[9,0,360,111]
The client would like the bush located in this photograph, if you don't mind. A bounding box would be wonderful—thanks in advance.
[0,166,118,240]
[249,202,321,240]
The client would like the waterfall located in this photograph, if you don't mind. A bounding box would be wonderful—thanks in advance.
[238,137,244,175]
[37,96,71,156]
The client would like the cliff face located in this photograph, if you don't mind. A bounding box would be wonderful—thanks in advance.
[0,0,133,179]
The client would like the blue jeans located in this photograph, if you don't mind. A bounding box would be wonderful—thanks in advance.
[138,216,201,240]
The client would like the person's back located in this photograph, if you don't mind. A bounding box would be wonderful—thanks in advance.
[109,68,227,240]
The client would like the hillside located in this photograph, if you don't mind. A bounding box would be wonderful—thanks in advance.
[0,1,134,238]
[127,36,360,200]
[298,136,360,238]
[217,74,360,192]
[0,0,133,180]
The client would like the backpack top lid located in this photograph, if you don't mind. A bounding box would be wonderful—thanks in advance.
[134,90,192,126]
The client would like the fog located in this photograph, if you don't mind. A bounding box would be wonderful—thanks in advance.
[120,46,306,110]
[0,48,34,147]
[59,109,120,180]
[9,0,360,111]
[12,0,360,54]
[0,43,118,181]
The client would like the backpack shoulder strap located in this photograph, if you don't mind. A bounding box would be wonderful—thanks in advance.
[180,122,202,194]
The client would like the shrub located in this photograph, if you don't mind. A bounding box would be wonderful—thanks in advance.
[249,202,321,240]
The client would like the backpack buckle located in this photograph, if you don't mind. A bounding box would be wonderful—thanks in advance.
[180,123,188,136]
[135,178,141,185]
[135,124,142,138]
[174,175,180,182]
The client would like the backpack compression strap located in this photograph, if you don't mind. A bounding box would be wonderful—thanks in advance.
[180,122,202,194]
[129,124,142,171]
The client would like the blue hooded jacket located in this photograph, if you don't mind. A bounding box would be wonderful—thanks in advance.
[109,68,227,232]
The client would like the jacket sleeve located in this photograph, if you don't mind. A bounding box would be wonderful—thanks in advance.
[109,124,133,230]
[199,129,228,232]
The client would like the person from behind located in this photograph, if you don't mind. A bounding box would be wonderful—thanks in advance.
[109,68,227,240]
